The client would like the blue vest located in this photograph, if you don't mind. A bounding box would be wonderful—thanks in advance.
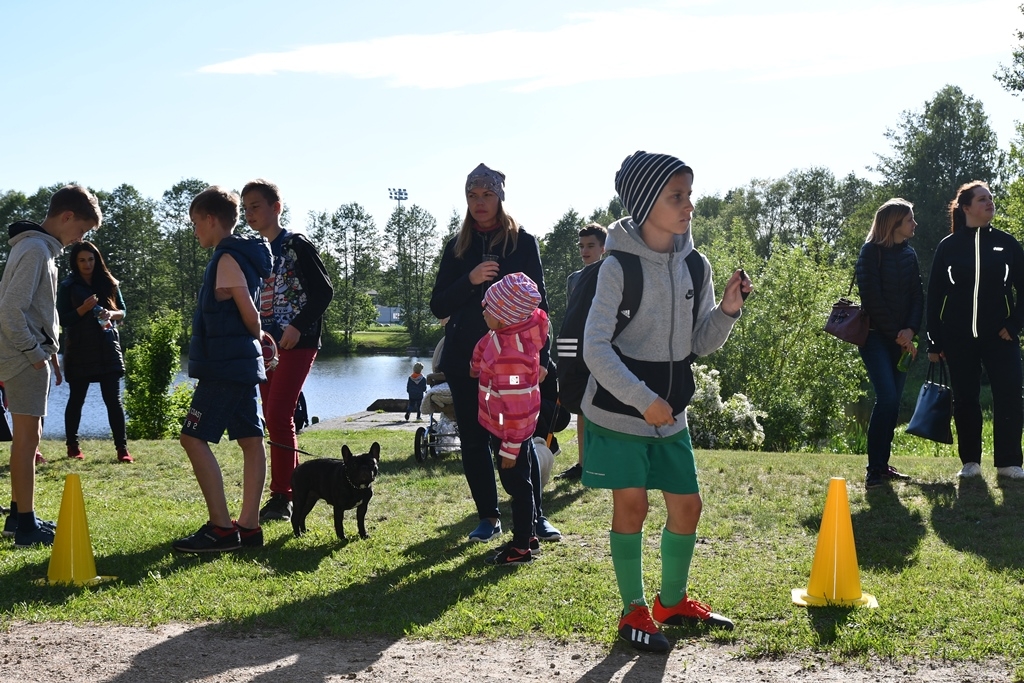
[188,235,272,384]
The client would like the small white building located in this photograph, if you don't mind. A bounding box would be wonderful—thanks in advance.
[376,305,402,325]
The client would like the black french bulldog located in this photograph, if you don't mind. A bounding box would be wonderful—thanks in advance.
[291,442,380,541]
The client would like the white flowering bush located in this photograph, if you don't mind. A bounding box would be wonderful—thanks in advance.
[688,364,765,450]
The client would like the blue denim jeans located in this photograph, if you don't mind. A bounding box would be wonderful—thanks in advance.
[858,330,907,473]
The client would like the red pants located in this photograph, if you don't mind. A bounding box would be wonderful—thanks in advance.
[259,347,317,498]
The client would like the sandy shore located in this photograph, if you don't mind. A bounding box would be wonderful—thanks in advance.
[307,411,577,433]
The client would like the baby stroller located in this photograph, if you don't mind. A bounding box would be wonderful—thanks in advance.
[413,371,461,462]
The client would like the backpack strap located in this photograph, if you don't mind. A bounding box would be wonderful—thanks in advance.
[610,251,643,341]
[684,250,705,363]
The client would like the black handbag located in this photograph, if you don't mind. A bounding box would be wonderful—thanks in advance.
[905,360,954,444]
[824,274,869,346]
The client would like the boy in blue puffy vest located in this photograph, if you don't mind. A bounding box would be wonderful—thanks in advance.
[173,186,273,554]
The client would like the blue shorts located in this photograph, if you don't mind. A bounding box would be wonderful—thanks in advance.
[181,380,262,444]
[581,421,699,494]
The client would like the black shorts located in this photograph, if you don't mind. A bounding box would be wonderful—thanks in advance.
[181,379,262,443]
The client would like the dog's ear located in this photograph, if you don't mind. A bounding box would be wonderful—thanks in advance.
[369,442,381,462]
[342,444,353,463]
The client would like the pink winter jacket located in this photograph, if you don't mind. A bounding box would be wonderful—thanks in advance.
[470,308,549,460]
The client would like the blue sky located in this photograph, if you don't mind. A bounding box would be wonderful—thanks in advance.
[1,0,1021,238]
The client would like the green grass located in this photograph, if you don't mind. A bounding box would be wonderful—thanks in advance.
[351,326,411,352]
[1,430,1023,666]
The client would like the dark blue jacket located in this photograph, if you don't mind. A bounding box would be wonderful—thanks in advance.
[188,235,273,383]
[429,227,549,379]
[855,240,924,342]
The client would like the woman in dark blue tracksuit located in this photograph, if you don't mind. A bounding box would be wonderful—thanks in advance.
[927,181,1024,480]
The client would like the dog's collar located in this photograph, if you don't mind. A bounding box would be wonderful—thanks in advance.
[345,471,372,490]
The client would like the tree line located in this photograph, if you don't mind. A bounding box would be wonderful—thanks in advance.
[1,75,1022,452]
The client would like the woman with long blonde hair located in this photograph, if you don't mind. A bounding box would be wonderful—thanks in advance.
[855,198,923,488]
[430,163,560,548]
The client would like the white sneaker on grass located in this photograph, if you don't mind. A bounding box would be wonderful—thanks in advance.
[996,466,1024,479]
[958,462,982,478]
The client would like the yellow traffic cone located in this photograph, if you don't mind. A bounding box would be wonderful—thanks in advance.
[39,474,116,586]
[792,477,877,608]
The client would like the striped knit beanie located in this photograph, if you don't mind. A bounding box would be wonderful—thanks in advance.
[614,151,692,227]
[483,272,541,327]
[466,163,506,202]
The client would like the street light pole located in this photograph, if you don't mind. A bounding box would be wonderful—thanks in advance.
[388,188,408,210]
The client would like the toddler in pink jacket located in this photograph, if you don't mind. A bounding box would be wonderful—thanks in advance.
[470,272,548,564]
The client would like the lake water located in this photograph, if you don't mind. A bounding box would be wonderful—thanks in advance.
[40,353,430,440]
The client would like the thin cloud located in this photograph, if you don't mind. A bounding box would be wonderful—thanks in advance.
[199,3,1020,90]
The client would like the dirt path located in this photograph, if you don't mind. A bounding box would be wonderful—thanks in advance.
[0,622,1013,683]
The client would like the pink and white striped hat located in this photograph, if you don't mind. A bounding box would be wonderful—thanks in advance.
[483,272,541,327]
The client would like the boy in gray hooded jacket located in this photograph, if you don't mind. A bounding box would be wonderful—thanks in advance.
[0,185,101,548]
[581,152,750,652]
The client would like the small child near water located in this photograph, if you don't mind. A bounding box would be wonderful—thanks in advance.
[406,362,426,421]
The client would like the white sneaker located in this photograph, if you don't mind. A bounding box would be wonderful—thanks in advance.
[996,466,1024,479]
[958,462,982,478]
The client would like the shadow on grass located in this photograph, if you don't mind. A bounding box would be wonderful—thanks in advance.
[918,477,1024,570]
[0,531,342,614]
[98,510,521,682]
[6,442,592,681]
[796,483,926,572]
[850,485,926,570]
[805,605,856,646]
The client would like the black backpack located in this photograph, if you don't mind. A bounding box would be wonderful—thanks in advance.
[554,249,705,414]
[294,391,309,433]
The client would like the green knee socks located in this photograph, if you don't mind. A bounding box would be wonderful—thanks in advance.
[609,531,646,612]
[609,528,698,612]
[660,527,697,607]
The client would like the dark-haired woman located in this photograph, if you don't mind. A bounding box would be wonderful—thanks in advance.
[430,163,560,546]
[927,181,1024,480]
[855,198,923,489]
[56,241,132,462]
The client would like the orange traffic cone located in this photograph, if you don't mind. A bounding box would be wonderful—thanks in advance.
[39,474,116,586]
[792,477,877,608]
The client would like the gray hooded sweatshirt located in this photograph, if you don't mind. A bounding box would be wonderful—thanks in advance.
[0,222,64,381]
[581,216,739,438]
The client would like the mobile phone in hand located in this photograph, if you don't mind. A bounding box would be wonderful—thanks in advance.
[738,269,750,301]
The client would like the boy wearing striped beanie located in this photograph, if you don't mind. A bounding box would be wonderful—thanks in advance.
[470,272,548,565]
[582,151,752,651]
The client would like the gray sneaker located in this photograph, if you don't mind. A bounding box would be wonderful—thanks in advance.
[259,493,293,522]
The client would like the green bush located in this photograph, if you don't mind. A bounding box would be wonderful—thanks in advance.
[124,309,189,439]
[688,363,765,450]
[701,230,866,451]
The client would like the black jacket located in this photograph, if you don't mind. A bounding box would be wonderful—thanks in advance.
[430,227,549,378]
[855,241,924,342]
[926,226,1024,353]
[261,230,334,350]
[56,275,126,382]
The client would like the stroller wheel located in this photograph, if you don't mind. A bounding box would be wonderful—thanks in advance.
[414,426,428,463]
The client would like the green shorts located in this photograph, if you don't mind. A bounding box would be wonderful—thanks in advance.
[581,421,699,494]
